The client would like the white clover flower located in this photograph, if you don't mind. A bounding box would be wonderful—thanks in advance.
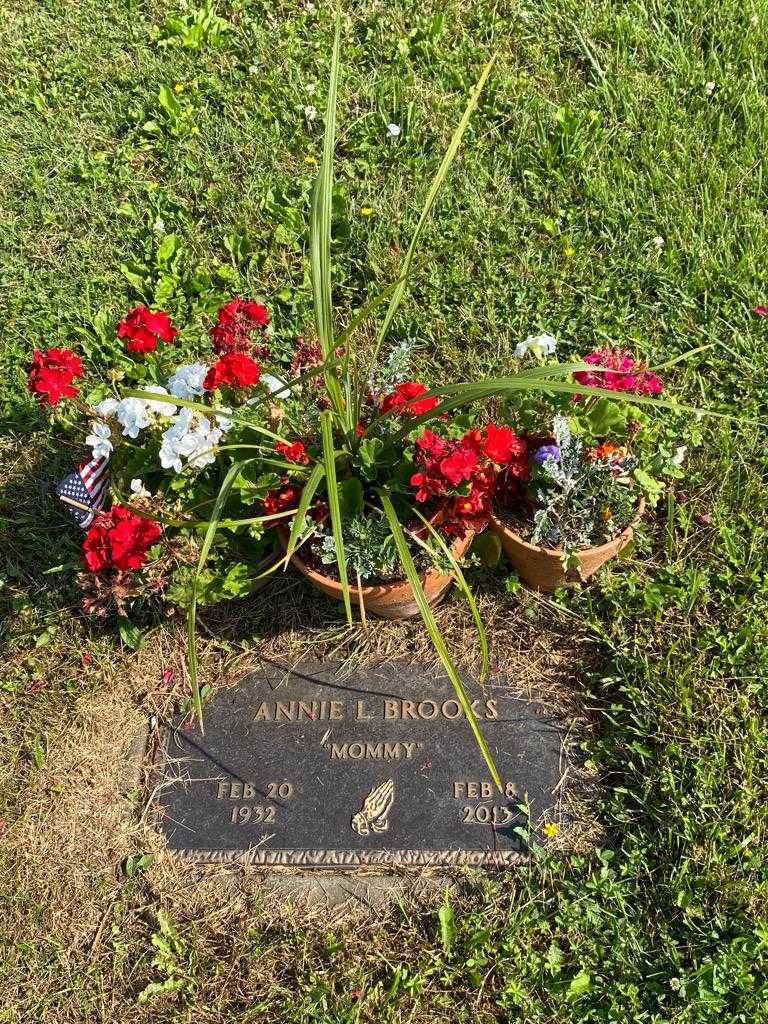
[671,445,687,466]
[168,362,209,400]
[652,235,665,248]
[306,83,317,95]
[387,123,401,137]
[85,421,113,461]
[130,478,151,498]
[304,105,317,121]
[705,81,716,96]
[515,333,558,359]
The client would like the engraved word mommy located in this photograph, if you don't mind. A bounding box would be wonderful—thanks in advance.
[155,661,565,869]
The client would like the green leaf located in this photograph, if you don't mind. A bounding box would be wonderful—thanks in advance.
[471,531,502,568]
[338,477,364,519]
[320,411,352,623]
[567,971,591,999]
[583,396,630,436]
[118,617,145,651]
[633,468,664,506]
[439,895,456,953]
[286,461,326,559]
[158,83,182,121]
[138,978,185,1005]
[379,490,500,787]
[187,460,253,729]
[123,853,154,878]
[368,54,496,372]
[156,233,179,267]
[310,18,346,422]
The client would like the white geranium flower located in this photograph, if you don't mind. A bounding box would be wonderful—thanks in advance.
[515,333,558,359]
[387,123,401,137]
[95,397,119,417]
[213,406,233,432]
[98,387,176,439]
[143,385,176,415]
[159,408,223,474]
[130,478,151,498]
[261,373,292,398]
[85,421,113,461]
[168,362,209,400]
[113,397,152,439]
[304,105,317,121]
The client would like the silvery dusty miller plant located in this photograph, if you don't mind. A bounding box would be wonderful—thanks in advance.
[532,415,638,549]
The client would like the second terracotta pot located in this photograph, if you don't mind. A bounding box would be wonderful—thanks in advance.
[276,526,474,619]
[488,498,644,592]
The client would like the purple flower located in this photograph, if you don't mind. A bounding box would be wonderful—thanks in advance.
[533,444,560,465]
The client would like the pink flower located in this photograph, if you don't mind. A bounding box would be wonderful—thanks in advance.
[574,349,663,397]
[753,305,767,316]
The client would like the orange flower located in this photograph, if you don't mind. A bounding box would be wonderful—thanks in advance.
[590,442,626,463]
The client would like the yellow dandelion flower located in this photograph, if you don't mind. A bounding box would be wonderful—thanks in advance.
[360,206,374,217]
[304,154,317,165]
[174,83,184,94]
[563,245,575,257]
[543,822,559,839]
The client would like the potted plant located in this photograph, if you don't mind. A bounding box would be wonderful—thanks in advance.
[489,346,692,590]
[267,364,525,618]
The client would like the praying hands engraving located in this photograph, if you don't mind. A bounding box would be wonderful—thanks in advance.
[351,778,395,836]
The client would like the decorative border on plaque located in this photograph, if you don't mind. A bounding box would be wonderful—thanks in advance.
[172,847,527,868]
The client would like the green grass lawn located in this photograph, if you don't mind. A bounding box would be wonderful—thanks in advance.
[1,0,767,1020]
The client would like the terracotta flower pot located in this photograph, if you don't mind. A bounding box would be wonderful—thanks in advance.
[488,497,645,592]
[276,523,474,620]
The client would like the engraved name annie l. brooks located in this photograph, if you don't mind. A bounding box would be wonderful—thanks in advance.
[252,696,499,722]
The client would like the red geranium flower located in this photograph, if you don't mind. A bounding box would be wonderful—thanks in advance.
[439,447,478,487]
[83,506,161,573]
[415,429,449,459]
[276,439,310,465]
[211,298,270,355]
[117,306,177,354]
[380,381,439,418]
[27,348,83,406]
[262,485,299,517]
[204,352,261,391]
[482,423,524,465]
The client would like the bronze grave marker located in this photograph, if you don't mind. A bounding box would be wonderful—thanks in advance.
[154,660,564,868]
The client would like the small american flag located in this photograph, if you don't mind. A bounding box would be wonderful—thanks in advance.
[55,456,110,528]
